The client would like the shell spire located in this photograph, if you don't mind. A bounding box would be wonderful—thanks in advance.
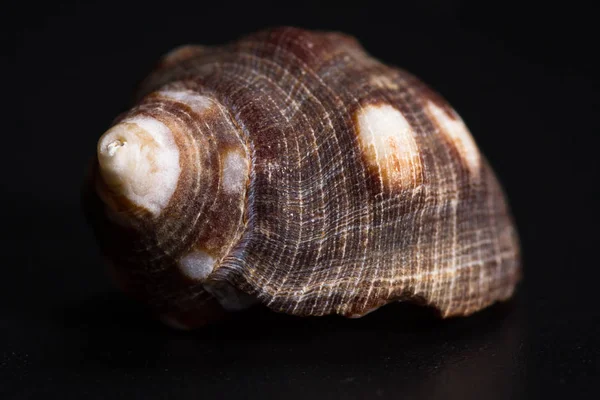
[83,27,521,329]
[96,116,181,216]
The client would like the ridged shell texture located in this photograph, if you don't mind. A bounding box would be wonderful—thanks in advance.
[84,27,521,328]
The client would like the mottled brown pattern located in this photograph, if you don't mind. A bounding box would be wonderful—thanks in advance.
[84,27,520,326]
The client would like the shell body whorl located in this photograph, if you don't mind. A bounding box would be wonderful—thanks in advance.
[84,27,521,328]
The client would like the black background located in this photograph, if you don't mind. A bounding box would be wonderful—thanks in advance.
[3,1,599,399]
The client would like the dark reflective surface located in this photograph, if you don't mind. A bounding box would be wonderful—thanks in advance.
[2,285,527,399]
[4,1,599,399]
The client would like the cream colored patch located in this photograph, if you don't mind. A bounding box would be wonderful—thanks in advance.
[370,75,399,90]
[356,104,422,188]
[97,117,180,214]
[158,90,214,114]
[427,101,481,175]
[97,116,181,215]
[178,251,215,280]
[221,150,248,194]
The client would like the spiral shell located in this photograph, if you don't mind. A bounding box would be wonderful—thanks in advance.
[83,27,521,328]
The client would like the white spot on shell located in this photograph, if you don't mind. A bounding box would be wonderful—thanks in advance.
[97,116,181,215]
[356,104,422,188]
[158,90,214,114]
[427,101,481,175]
[178,251,216,280]
[221,150,247,194]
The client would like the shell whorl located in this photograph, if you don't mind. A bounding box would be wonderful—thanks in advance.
[88,86,251,326]
[85,27,521,328]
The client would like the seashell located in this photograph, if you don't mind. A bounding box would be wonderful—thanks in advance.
[83,27,521,329]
